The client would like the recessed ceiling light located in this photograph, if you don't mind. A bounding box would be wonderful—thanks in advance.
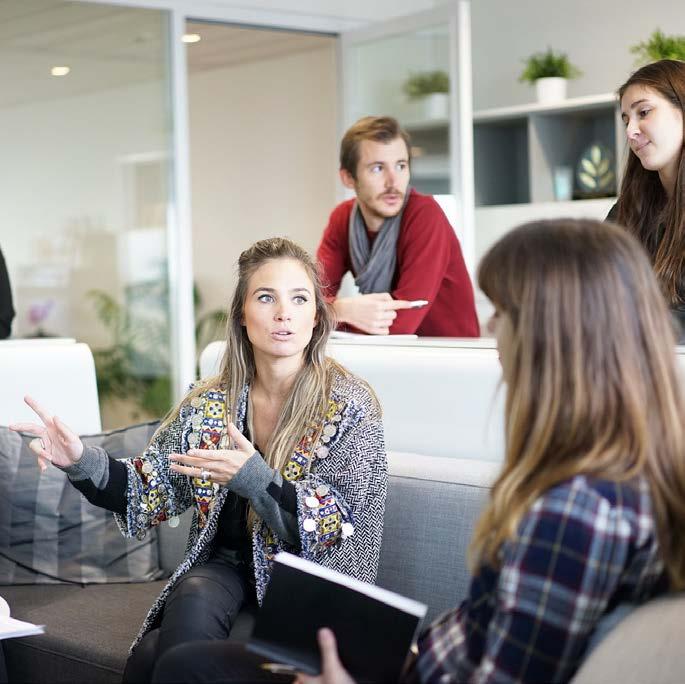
[182,33,201,44]
[51,66,70,76]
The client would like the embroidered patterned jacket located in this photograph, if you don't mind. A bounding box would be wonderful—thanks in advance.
[113,368,387,652]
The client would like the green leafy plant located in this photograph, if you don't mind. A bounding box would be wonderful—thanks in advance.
[519,48,582,83]
[402,70,449,100]
[630,29,685,65]
[89,283,226,420]
[89,285,172,419]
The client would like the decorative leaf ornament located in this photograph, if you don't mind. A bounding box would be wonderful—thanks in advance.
[576,144,615,196]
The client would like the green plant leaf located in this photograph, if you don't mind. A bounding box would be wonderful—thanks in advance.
[630,29,685,65]
[403,70,449,100]
[519,48,582,83]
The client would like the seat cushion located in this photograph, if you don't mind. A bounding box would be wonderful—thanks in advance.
[571,593,685,684]
[0,422,162,585]
[2,582,167,683]
[2,582,257,684]
[379,453,498,622]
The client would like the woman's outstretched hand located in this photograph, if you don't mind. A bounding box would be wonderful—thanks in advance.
[295,628,356,684]
[9,395,84,472]
[169,422,255,486]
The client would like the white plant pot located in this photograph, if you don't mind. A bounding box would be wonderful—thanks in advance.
[422,92,449,120]
[535,77,567,104]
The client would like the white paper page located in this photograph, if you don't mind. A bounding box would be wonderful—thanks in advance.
[329,331,418,341]
[0,595,45,640]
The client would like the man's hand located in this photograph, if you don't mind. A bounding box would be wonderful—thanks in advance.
[295,628,356,684]
[333,293,415,335]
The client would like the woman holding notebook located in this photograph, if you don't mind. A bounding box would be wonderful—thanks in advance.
[11,237,387,683]
[301,219,685,683]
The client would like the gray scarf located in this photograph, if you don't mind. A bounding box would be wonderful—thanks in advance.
[348,188,411,294]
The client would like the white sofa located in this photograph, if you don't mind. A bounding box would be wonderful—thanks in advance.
[3,338,683,683]
[0,338,101,433]
[200,337,506,461]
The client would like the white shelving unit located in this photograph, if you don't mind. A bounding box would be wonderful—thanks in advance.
[472,93,627,261]
[473,93,624,206]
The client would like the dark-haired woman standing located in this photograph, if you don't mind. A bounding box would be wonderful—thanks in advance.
[608,59,685,338]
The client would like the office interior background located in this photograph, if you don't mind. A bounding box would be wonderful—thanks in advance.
[2,0,684,428]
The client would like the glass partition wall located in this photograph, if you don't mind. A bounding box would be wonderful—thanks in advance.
[339,2,475,272]
[0,0,177,428]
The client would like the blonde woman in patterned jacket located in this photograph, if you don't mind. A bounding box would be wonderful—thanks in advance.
[11,237,387,683]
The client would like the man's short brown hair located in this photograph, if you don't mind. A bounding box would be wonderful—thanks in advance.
[339,116,412,180]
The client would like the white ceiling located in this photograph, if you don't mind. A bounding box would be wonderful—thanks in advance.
[183,0,439,24]
[184,21,334,73]
[0,1,341,109]
[1,2,167,108]
[0,0,442,109]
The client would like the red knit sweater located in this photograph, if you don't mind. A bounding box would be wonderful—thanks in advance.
[317,189,479,337]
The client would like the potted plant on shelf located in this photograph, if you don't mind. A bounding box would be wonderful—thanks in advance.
[402,70,449,120]
[630,29,685,64]
[519,48,582,104]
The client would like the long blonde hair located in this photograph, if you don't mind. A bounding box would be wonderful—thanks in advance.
[160,238,349,524]
[473,218,685,589]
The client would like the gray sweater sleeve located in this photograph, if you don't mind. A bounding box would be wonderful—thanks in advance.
[227,452,300,546]
[58,445,128,515]
[60,446,110,488]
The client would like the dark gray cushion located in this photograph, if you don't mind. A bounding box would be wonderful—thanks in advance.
[1,582,257,684]
[380,453,497,623]
[1,581,166,683]
[0,422,163,585]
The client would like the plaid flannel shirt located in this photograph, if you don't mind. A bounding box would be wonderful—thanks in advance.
[413,475,667,683]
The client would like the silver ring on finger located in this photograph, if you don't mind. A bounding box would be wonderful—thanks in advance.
[199,467,212,481]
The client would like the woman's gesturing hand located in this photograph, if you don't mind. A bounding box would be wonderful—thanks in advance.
[169,422,256,486]
[9,395,84,472]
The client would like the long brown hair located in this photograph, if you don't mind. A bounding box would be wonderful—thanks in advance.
[474,218,685,589]
[614,59,685,303]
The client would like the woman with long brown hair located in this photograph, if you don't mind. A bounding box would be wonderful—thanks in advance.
[11,237,387,683]
[285,218,685,684]
[608,59,685,338]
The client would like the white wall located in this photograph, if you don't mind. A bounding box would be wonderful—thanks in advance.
[189,41,338,317]
[471,0,685,110]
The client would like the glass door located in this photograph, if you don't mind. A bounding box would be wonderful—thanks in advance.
[0,0,178,428]
[338,1,475,271]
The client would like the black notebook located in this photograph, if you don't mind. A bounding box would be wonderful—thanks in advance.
[247,552,427,682]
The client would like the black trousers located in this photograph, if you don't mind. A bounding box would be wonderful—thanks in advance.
[151,640,291,683]
[123,556,252,684]
[0,643,7,684]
